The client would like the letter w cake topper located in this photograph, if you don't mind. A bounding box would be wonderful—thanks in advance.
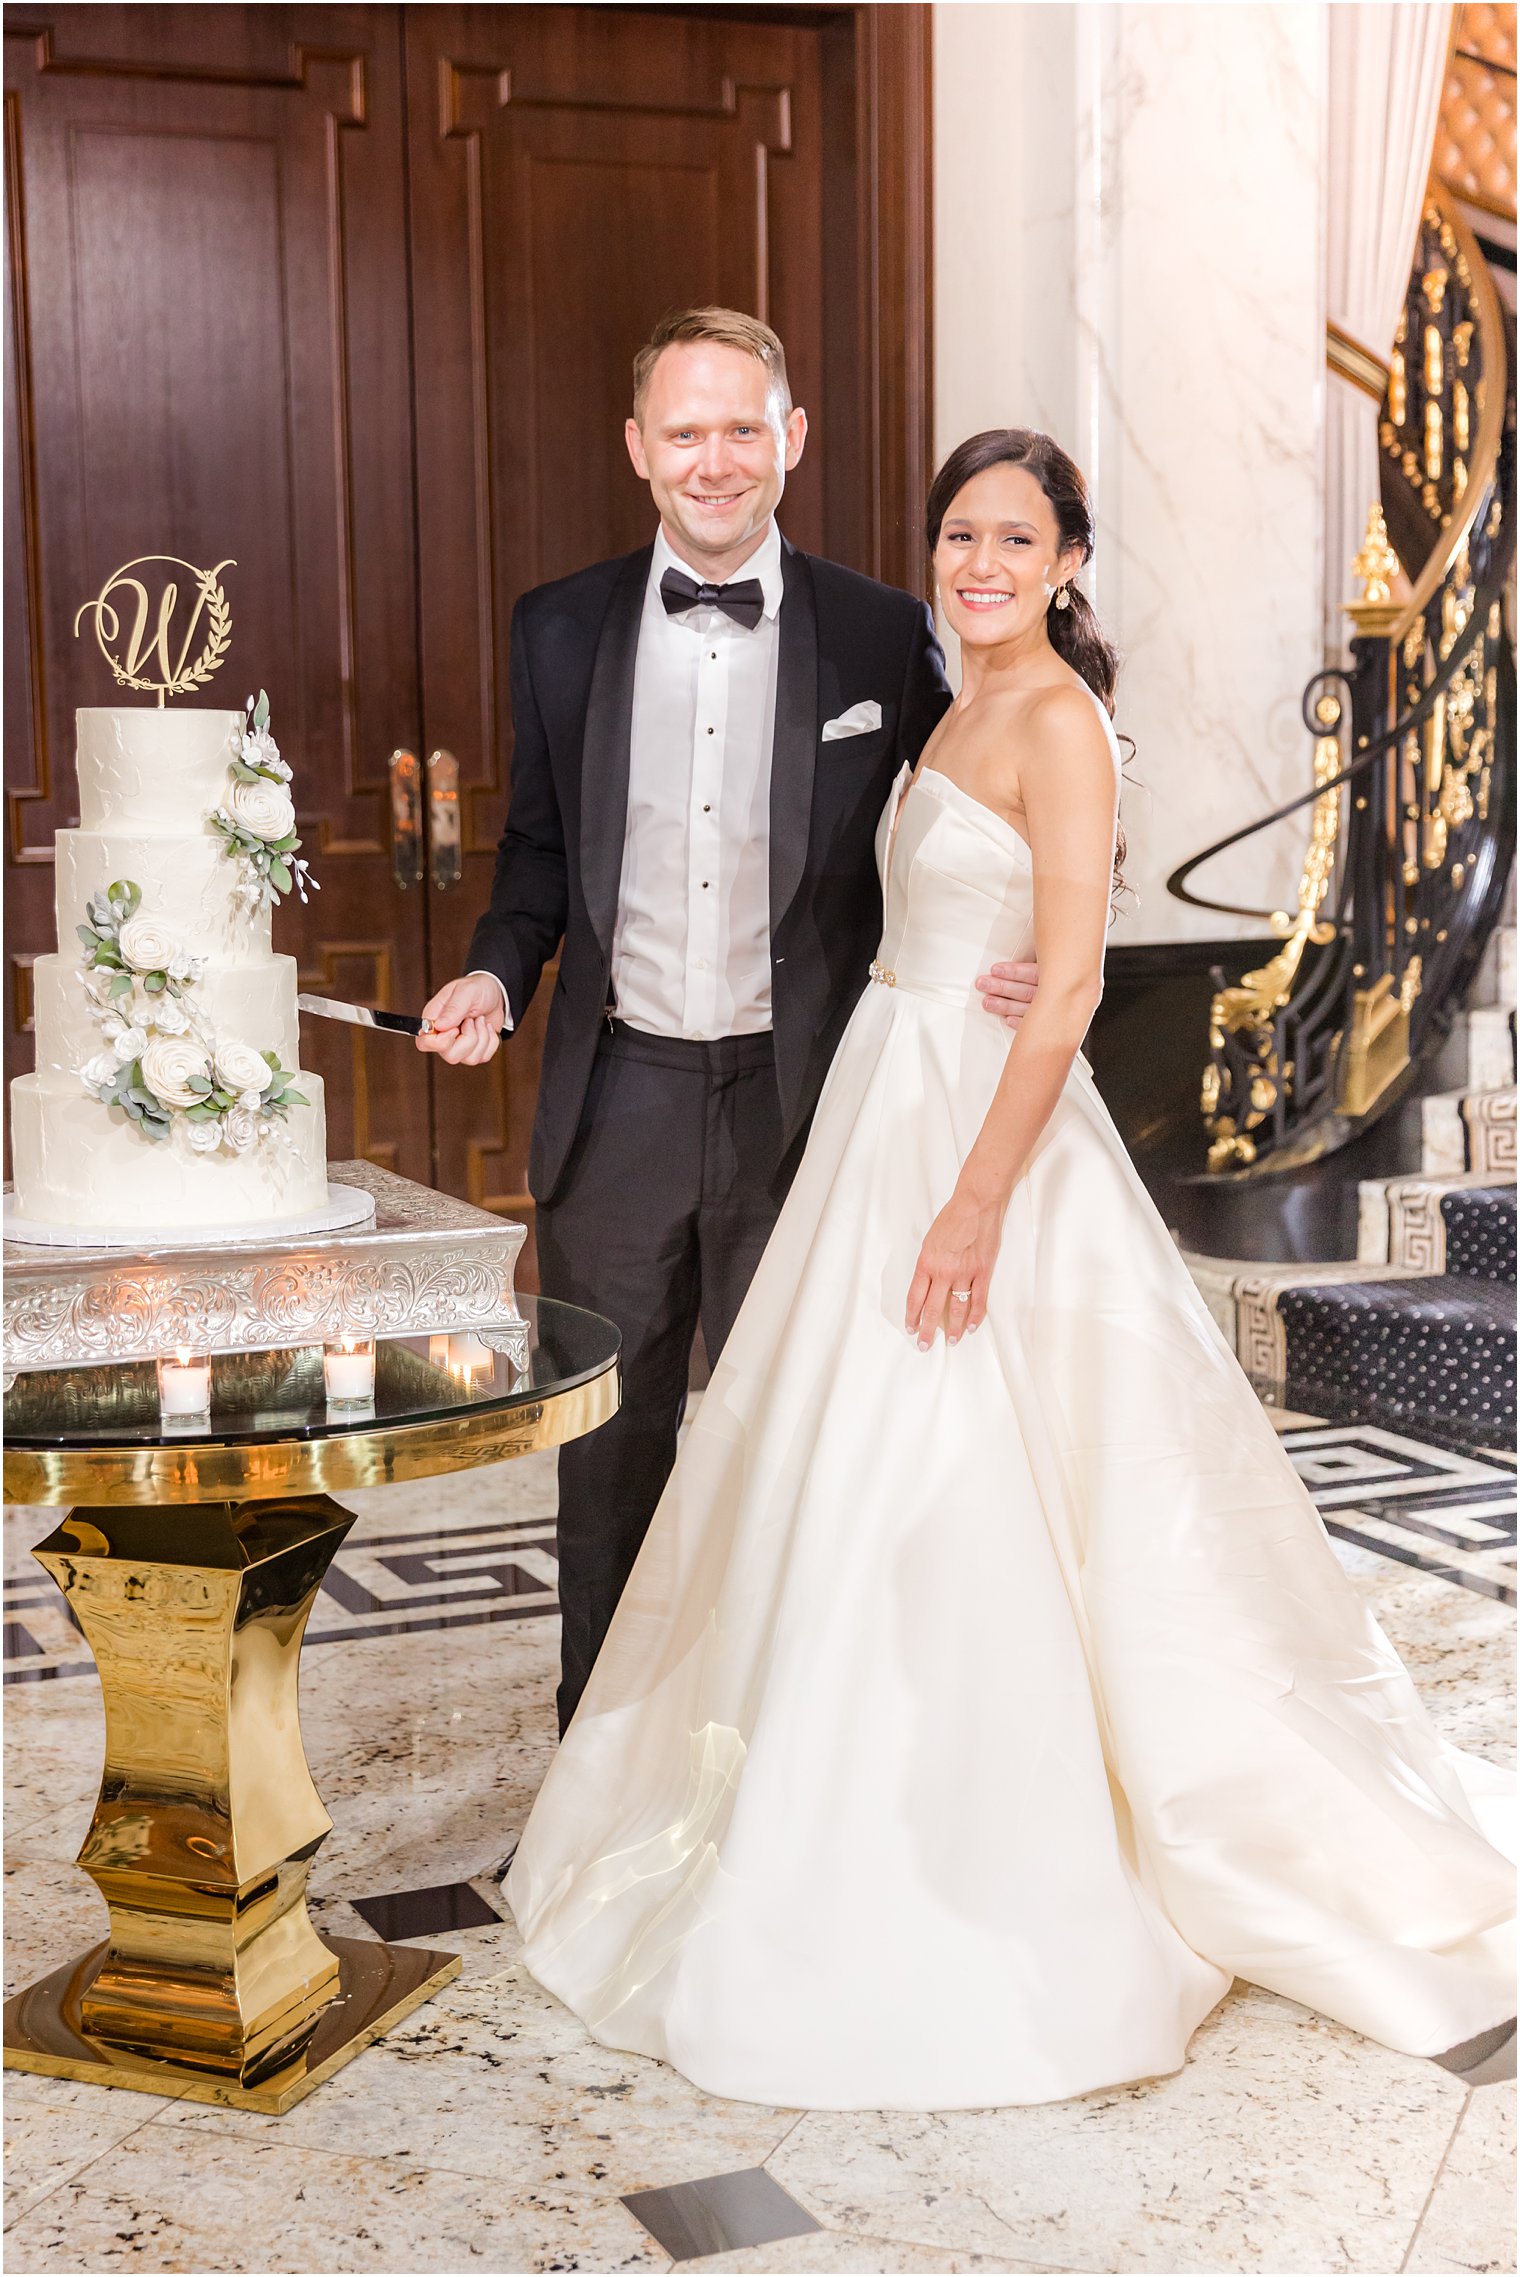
[74,555,235,707]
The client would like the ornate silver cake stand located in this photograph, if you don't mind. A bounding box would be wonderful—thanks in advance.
[2,1160,528,1383]
[2,1181,377,1251]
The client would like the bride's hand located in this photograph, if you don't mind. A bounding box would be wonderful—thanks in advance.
[905,1186,1004,1349]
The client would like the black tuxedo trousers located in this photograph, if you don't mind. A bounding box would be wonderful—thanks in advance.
[466,539,951,1729]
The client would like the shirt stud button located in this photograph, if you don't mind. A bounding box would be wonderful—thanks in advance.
[706,726,715,736]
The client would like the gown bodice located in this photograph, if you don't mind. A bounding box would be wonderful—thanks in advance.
[872,764,1038,1009]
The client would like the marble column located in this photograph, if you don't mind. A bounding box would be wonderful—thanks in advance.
[934,3,1329,945]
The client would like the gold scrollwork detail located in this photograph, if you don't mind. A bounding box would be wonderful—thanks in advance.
[1424,321,1443,395]
[1425,399,1443,481]
[1203,728,1341,1171]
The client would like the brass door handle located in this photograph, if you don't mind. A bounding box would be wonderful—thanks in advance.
[388,749,424,889]
[427,748,462,891]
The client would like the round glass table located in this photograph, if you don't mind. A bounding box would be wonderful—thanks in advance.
[2,1295,619,2114]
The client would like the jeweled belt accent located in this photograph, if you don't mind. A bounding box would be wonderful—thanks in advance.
[869,960,897,987]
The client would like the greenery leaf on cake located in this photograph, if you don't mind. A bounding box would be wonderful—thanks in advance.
[209,693,319,913]
[74,876,312,1159]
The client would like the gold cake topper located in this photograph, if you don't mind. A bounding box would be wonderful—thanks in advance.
[74,555,235,707]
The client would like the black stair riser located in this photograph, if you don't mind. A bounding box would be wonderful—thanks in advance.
[1280,1278,1515,1453]
[1440,1188,1518,1284]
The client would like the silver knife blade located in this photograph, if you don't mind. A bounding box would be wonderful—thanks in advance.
[297,993,424,1036]
[296,992,508,1041]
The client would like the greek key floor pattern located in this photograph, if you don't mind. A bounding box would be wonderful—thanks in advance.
[5,1434,1513,2275]
[4,1419,1513,1684]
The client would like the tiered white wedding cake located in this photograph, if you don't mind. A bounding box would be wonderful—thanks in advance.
[10,701,331,1236]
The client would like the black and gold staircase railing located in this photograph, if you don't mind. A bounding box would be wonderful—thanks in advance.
[1169,189,1515,1178]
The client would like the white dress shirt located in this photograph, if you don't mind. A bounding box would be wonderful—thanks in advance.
[473,521,783,1039]
[611,523,781,1038]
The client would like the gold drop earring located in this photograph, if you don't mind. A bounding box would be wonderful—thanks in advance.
[1054,586,1070,611]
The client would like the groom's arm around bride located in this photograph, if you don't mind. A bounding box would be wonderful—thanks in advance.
[418,306,1034,1731]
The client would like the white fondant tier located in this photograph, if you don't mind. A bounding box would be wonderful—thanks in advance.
[55,827,272,962]
[10,1071,329,1232]
[29,952,305,1082]
[12,702,329,1235]
[76,707,244,834]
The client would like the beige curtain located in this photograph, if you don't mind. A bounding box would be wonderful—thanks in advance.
[1324,2,1452,659]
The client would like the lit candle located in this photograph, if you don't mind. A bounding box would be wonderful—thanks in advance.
[449,1332,496,1374]
[323,1337,376,1407]
[157,1347,211,1418]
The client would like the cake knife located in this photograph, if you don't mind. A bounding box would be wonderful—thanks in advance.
[296,992,510,1041]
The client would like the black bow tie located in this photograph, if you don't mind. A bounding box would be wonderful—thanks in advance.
[660,567,766,630]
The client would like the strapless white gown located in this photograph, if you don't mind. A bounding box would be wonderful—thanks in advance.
[507,762,1514,2110]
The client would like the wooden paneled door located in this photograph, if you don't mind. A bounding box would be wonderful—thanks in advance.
[4,4,931,1269]
[3,5,433,1180]
[404,5,931,1278]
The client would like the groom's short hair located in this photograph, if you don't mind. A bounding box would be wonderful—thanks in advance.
[632,307,791,425]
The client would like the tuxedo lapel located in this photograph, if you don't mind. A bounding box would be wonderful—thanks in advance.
[769,540,819,936]
[579,547,650,962]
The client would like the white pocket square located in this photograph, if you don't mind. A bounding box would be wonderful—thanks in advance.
[822,699,883,741]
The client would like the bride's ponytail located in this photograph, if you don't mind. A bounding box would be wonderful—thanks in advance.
[1048,584,1120,719]
[926,429,1131,910]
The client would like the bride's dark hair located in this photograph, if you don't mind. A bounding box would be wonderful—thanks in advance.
[926,428,1131,907]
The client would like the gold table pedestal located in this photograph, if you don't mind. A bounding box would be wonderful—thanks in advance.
[6,1936,458,2116]
[4,1291,619,2112]
[4,1494,461,2110]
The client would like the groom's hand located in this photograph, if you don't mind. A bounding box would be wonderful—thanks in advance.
[417,973,505,1065]
[976,960,1039,1029]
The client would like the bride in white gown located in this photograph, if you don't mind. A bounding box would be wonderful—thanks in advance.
[507,429,1514,2110]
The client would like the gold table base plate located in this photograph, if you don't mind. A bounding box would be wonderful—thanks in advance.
[4,1935,462,2115]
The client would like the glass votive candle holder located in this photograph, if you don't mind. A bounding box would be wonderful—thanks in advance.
[157,1347,211,1422]
[449,1331,496,1377]
[323,1336,376,1408]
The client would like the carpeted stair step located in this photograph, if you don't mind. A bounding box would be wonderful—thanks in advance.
[1275,1275,1515,1451]
[1421,1087,1516,1178]
[1441,1185,1517,1282]
[1359,1171,1517,1279]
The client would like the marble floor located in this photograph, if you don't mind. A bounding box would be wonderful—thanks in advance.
[3,1417,1514,2276]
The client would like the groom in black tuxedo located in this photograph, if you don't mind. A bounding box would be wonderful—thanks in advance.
[421,307,1032,1731]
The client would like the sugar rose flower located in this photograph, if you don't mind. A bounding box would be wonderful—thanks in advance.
[118,916,181,975]
[223,1105,261,1154]
[215,1039,272,1097]
[140,1035,212,1110]
[111,1024,148,1065]
[151,996,190,1036]
[241,726,290,782]
[184,1119,222,1154]
[225,776,295,844]
[81,1051,119,1088]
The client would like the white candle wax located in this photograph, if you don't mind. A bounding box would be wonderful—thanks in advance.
[449,1332,496,1374]
[159,1357,211,1415]
[324,1346,375,1403]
